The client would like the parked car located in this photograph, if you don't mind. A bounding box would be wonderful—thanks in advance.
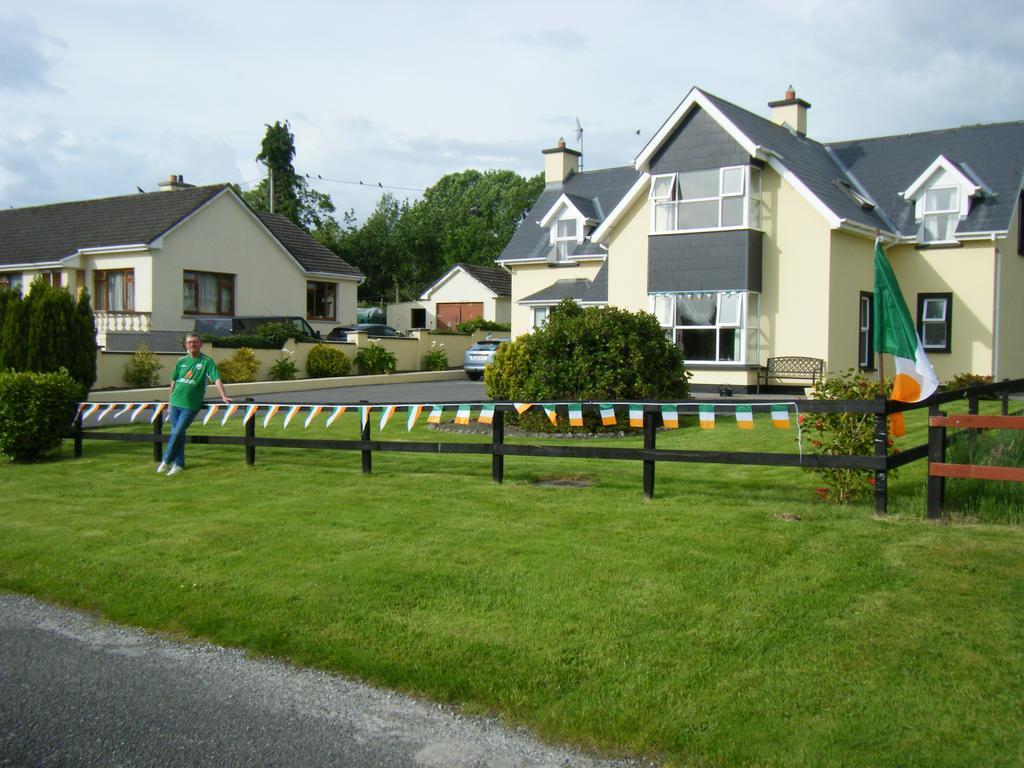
[325,323,401,341]
[463,338,509,380]
[194,316,320,339]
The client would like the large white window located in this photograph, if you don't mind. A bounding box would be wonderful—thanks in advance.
[650,291,759,363]
[650,166,761,234]
[921,187,959,242]
[552,218,578,261]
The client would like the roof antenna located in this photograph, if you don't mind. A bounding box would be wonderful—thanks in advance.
[575,118,584,172]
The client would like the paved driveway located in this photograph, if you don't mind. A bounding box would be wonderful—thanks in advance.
[0,595,649,768]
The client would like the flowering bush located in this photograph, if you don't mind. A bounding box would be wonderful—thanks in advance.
[268,348,298,381]
[805,369,896,503]
[421,342,448,371]
[355,343,397,375]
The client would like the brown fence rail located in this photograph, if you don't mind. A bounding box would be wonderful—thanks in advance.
[927,412,1024,517]
[72,379,1024,512]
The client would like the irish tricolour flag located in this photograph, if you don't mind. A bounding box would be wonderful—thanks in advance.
[874,239,938,434]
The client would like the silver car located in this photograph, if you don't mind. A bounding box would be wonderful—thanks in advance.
[463,338,509,380]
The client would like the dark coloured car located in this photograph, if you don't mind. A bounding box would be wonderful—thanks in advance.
[325,323,401,341]
[194,316,320,339]
[463,338,509,380]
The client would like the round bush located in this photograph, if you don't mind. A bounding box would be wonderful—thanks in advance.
[485,299,689,431]
[306,344,351,378]
[217,347,260,383]
[0,369,81,461]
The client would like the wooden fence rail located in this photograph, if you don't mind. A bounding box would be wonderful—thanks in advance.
[927,412,1024,518]
[72,379,1024,512]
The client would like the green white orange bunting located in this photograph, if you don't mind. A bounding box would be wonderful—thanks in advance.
[406,405,422,431]
[220,403,239,426]
[282,405,301,429]
[478,404,494,425]
[303,405,322,428]
[262,404,280,428]
[379,405,396,429]
[699,404,715,429]
[455,404,471,425]
[660,405,679,429]
[771,406,790,429]
[325,405,346,428]
[542,404,558,426]
[568,403,583,427]
[243,404,259,425]
[427,405,444,424]
[202,404,220,425]
[599,404,616,426]
[514,402,532,415]
[629,404,643,428]
[735,405,754,429]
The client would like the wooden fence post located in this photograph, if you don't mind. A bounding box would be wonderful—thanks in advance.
[926,405,945,519]
[360,401,372,474]
[873,396,888,515]
[153,408,164,463]
[73,409,83,458]
[643,408,656,499]
[245,401,256,466]
[492,407,504,484]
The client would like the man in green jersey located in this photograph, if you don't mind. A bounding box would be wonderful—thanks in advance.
[157,333,231,476]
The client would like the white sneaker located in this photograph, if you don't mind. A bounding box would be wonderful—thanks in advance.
[166,465,183,476]
[156,462,169,474]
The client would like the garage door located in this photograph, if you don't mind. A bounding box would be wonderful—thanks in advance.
[436,302,483,331]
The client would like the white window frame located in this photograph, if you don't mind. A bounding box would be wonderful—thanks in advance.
[548,215,581,262]
[649,166,760,234]
[531,305,551,329]
[649,291,757,364]
[920,186,959,243]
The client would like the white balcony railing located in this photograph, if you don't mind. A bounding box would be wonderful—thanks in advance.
[94,311,152,333]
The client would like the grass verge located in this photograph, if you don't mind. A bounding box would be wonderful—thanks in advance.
[1,405,1022,766]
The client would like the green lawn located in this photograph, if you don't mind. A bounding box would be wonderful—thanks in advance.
[1,406,1022,766]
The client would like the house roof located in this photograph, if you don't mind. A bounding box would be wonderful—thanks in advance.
[0,185,364,281]
[254,211,363,279]
[455,263,511,296]
[497,165,640,264]
[828,121,1024,237]
[520,278,595,304]
[596,86,1024,242]
[0,185,230,266]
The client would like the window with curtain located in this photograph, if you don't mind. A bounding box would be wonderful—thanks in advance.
[93,269,134,312]
[306,281,337,320]
[183,271,234,315]
[649,291,756,363]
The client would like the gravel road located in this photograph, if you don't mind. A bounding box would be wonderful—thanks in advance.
[0,594,653,768]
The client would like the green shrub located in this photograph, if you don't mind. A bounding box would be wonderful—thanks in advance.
[485,299,689,432]
[123,343,163,387]
[305,344,351,378]
[217,347,260,383]
[0,369,81,461]
[943,372,997,399]
[421,342,449,371]
[455,318,511,334]
[355,343,397,375]
[0,280,96,395]
[255,322,313,347]
[804,369,892,503]
[268,352,298,381]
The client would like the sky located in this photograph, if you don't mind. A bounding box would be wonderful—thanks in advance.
[3,0,1023,222]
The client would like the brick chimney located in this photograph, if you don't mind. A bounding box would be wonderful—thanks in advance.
[541,138,581,185]
[157,174,196,192]
[768,86,811,136]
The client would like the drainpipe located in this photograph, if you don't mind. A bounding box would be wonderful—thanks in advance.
[992,237,1001,380]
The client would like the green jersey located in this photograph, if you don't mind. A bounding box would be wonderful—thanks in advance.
[169,353,220,411]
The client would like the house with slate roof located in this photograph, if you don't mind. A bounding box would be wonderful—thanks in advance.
[387,262,512,332]
[0,176,364,347]
[497,87,1024,390]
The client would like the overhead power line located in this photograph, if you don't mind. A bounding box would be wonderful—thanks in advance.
[301,172,424,194]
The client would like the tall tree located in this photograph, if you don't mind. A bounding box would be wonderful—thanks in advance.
[248,121,302,225]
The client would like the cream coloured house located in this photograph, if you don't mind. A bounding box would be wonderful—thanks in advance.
[387,263,511,332]
[497,87,1024,390]
[0,177,364,346]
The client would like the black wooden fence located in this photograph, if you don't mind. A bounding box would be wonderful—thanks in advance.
[72,379,1023,513]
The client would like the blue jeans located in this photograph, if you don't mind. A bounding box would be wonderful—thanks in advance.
[162,405,199,468]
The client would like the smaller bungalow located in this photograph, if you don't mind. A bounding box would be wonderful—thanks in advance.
[0,176,364,346]
[388,262,511,332]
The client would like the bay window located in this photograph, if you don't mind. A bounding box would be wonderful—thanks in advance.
[306,281,337,320]
[184,270,234,315]
[651,291,759,363]
[650,166,761,233]
[93,269,134,312]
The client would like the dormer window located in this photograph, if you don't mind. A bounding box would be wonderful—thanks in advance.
[921,187,958,242]
[650,166,761,234]
[902,155,988,245]
[553,217,578,261]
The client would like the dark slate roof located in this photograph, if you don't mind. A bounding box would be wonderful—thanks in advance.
[455,263,511,296]
[700,91,891,232]
[497,165,640,263]
[581,262,608,303]
[521,278,594,303]
[0,185,229,266]
[254,212,363,279]
[702,88,1024,236]
[828,122,1024,236]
